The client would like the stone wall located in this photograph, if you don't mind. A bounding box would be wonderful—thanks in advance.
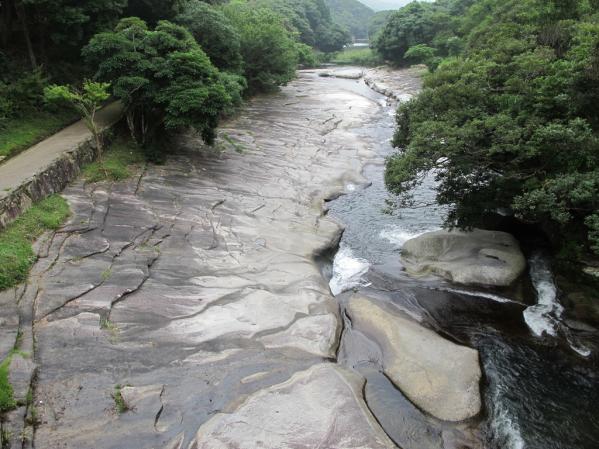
[0,129,113,230]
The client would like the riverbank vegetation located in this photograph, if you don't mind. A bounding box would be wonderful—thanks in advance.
[0,195,69,291]
[83,136,146,182]
[0,0,353,162]
[377,0,599,265]
[331,47,382,66]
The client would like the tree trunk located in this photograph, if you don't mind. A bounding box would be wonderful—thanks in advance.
[14,1,37,69]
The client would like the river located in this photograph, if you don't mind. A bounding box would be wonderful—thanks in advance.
[323,68,599,449]
[4,67,598,449]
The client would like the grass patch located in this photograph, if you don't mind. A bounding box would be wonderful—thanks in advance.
[0,110,75,162]
[331,47,382,67]
[113,385,129,414]
[100,317,120,343]
[82,136,145,182]
[221,133,246,154]
[0,357,16,413]
[0,195,70,291]
[101,268,112,281]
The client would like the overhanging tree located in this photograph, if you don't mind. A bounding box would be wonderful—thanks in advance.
[83,17,243,151]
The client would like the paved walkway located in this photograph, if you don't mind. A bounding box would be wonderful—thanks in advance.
[0,102,123,199]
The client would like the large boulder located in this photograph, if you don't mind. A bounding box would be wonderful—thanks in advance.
[189,363,397,449]
[401,228,526,287]
[347,295,482,422]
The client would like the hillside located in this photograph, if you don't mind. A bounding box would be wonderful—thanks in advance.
[325,0,375,39]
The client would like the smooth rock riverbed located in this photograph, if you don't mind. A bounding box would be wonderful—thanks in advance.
[0,69,428,448]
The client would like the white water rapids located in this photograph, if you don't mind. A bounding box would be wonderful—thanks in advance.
[524,253,592,357]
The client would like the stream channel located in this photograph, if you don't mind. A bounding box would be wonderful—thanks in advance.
[321,68,599,449]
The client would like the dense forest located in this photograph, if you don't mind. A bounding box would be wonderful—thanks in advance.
[325,0,374,40]
[375,0,599,264]
[0,0,351,158]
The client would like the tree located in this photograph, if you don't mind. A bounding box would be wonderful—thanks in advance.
[384,0,599,259]
[255,0,348,52]
[83,17,242,150]
[44,81,110,155]
[315,23,351,53]
[174,0,243,72]
[223,4,299,92]
[373,1,451,64]
[2,0,127,68]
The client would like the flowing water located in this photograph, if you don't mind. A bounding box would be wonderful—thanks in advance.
[324,71,599,449]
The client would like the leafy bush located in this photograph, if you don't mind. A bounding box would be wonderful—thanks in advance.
[296,43,320,68]
[404,44,438,65]
[0,69,48,118]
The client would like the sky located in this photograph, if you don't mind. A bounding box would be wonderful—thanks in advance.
[358,0,423,11]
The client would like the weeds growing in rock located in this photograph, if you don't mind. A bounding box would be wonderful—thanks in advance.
[100,318,120,343]
[1,429,11,448]
[0,195,69,291]
[100,269,112,282]
[83,136,145,182]
[0,357,15,413]
[113,385,129,414]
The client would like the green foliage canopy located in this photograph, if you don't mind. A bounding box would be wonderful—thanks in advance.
[174,1,243,72]
[223,4,299,92]
[83,17,242,148]
[325,0,375,40]
[384,0,599,259]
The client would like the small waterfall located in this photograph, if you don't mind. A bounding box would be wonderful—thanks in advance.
[523,253,592,356]
[523,253,564,337]
[329,243,370,296]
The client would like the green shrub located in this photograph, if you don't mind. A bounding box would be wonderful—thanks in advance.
[0,357,15,413]
[0,69,49,118]
[0,195,70,291]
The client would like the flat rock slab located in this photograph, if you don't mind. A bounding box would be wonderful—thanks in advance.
[189,363,396,449]
[364,66,423,102]
[347,295,482,422]
[401,228,526,287]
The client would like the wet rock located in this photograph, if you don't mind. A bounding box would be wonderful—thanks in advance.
[401,229,526,287]
[259,313,339,357]
[364,66,423,102]
[189,363,396,449]
[347,295,482,422]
